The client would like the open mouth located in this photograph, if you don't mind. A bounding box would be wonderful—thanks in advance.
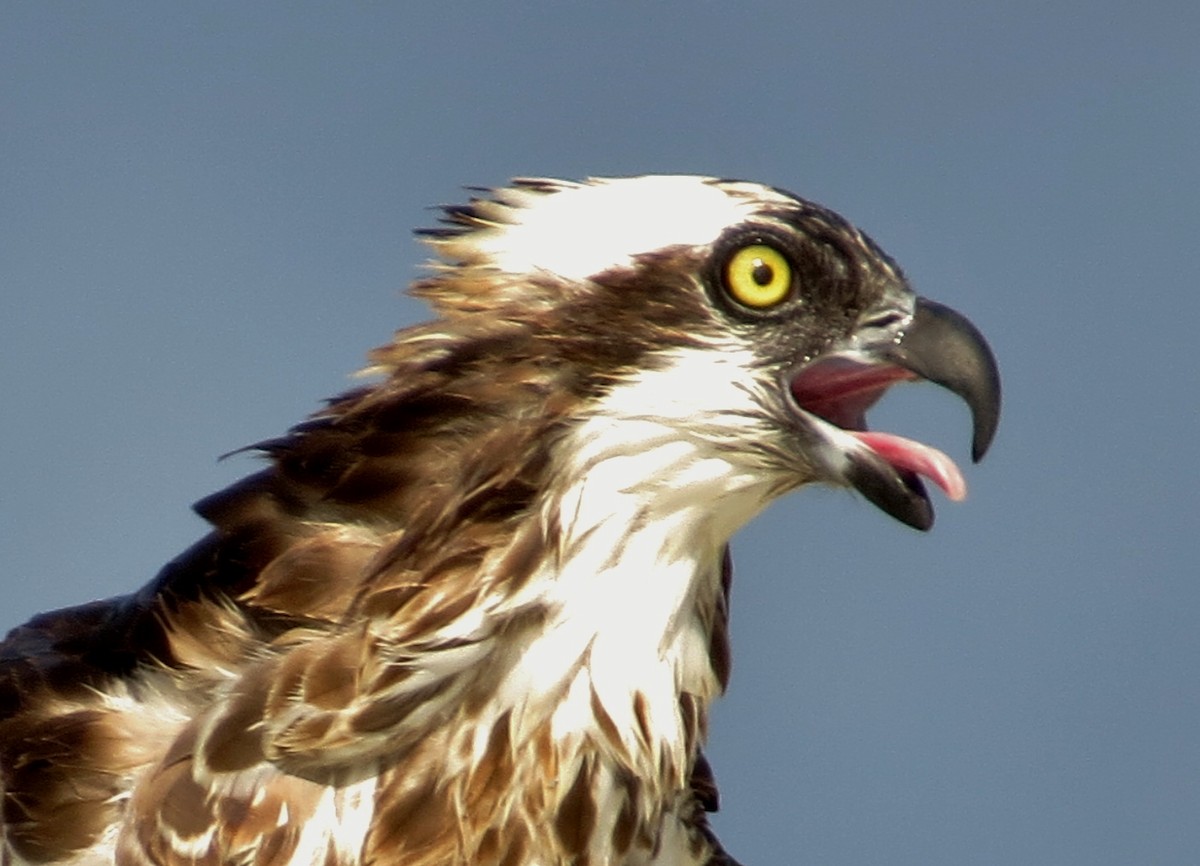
[780,297,999,531]
[789,356,967,505]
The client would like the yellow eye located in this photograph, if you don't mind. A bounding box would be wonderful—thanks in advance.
[724,244,793,309]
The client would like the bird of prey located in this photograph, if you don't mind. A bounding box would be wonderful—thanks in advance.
[0,176,1000,866]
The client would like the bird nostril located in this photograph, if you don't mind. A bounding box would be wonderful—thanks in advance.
[860,311,905,330]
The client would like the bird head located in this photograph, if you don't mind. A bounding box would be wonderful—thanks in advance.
[402,176,999,532]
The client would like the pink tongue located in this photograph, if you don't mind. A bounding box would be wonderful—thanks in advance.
[851,431,967,502]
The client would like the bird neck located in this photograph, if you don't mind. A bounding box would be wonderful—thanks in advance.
[488,406,775,787]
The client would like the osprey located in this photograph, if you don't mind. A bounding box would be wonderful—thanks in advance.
[0,176,1000,866]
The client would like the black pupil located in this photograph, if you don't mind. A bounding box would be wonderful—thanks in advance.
[751,259,774,286]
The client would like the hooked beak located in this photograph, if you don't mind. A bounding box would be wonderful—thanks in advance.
[787,297,1001,530]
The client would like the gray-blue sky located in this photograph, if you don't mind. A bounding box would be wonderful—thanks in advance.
[2,3,1196,864]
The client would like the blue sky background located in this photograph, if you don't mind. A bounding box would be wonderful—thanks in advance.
[2,4,1197,864]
